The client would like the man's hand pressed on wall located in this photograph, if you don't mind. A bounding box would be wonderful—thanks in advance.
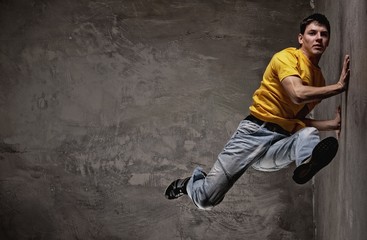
[337,55,350,91]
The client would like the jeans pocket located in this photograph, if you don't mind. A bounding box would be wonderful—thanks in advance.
[236,120,261,135]
[223,120,261,151]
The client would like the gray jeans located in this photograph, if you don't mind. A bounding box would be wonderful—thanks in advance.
[186,119,320,210]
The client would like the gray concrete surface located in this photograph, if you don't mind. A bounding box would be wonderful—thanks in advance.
[313,0,367,239]
[0,1,324,240]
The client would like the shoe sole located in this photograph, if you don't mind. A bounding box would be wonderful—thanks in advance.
[164,182,182,200]
[164,178,189,200]
[293,137,338,184]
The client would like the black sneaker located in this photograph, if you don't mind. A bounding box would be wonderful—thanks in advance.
[164,177,190,200]
[293,137,338,184]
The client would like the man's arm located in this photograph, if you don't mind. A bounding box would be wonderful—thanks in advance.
[281,55,350,104]
[302,107,341,131]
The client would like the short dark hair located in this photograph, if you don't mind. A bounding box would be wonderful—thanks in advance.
[300,13,330,34]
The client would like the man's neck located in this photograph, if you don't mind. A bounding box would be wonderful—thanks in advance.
[300,49,322,67]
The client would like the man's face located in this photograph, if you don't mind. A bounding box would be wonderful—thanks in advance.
[298,21,330,58]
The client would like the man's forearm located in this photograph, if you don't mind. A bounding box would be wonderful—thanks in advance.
[302,118,340,131]
[295,82,344,104]
[281,76,345,104]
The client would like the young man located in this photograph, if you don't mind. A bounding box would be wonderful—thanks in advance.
[164,13,350,210]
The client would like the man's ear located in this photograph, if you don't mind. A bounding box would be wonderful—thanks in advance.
[298,33,303,46]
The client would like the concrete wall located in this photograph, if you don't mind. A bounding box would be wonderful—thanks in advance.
[314,0,367,239]
[0,1,315,239]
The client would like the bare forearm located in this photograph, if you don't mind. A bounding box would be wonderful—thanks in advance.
[302,118,340,131]
[281,76,345,104]
[295,82,343,104]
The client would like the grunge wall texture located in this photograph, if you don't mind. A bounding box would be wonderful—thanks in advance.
[313,0,367,239]
[0,0,366,239]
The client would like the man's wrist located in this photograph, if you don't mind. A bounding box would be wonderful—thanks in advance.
[336,81,345,92]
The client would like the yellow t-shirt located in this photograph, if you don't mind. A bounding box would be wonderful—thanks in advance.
[249,47,325,133]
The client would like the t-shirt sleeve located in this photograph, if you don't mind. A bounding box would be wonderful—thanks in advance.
[271,51,301,82]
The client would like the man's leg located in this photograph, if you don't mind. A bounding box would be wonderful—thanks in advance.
[292,136,338,184]
[252,127,321,172]
[252,127,338,184]
[165,119,278,210]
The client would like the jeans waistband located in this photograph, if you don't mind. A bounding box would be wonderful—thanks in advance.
[245,115,291,136]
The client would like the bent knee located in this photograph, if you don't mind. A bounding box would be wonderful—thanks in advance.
[192,195,224,210]
[194,200,214,210]
[299,127,319,139]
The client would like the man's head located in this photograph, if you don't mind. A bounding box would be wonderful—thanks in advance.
[300,13,330,35]
[298,13,330,62]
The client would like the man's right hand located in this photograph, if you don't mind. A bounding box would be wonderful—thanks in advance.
[337,55,350,91]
